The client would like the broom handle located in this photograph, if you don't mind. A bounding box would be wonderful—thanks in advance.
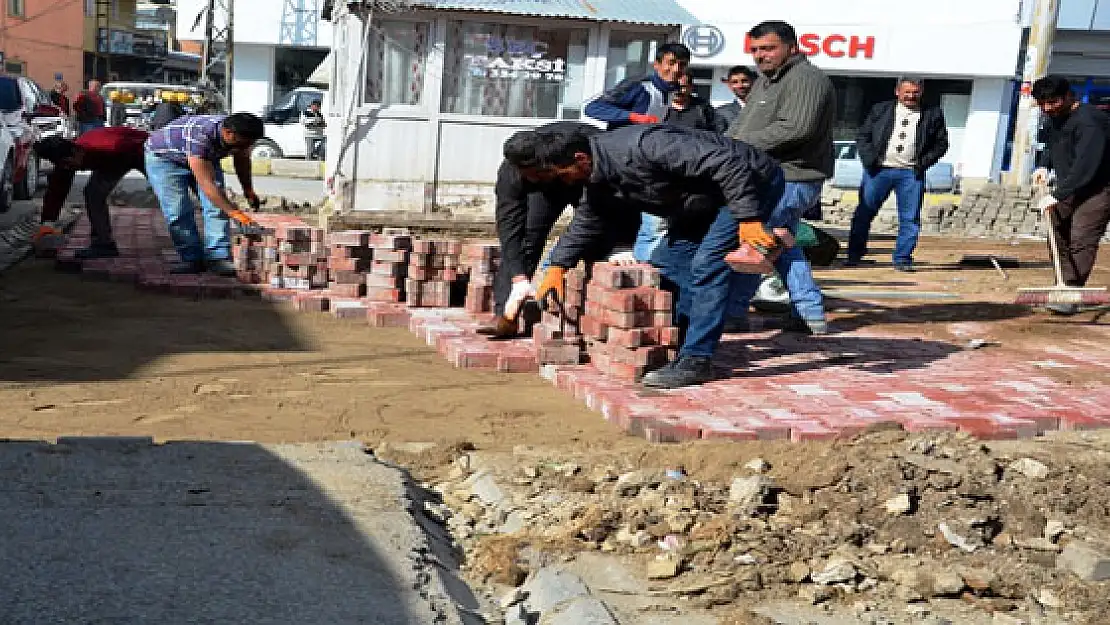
[1045,207,1067,288]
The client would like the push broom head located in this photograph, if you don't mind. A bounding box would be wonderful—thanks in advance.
[1015,287,1109,306]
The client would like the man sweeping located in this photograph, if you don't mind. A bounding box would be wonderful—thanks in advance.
[32,126,149,258]
[1031,76,1110,315]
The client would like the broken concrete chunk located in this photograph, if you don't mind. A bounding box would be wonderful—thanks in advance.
[1057,541,1110,581]
[462,469,506,507]
[884,493,913,515]
[539,596,619,625]
[811,557,857,585]
[646,555,683,580]
[744,458,772,473]
[1044,520,1066,542]
[520,567,591,614]
[728,475,774,514]
[932,569,967,596]
[1008,457,1050,480]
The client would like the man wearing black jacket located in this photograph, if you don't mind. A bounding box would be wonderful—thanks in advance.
[477,122,603,338]
[664,74,718,132]
[847,77,949,271]
[1032,76,1110,315]
[519,125,786,388]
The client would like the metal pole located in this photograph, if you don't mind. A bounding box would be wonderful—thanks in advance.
[225,0,234,109]
[1006,0,1059,185]
[201,0,216,83]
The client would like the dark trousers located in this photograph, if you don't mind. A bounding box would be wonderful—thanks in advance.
[492,191,567,315]
[1049,183,1110,287]
[85,165,142,246]
[305,137,325,161]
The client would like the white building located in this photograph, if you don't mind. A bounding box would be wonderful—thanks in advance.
[677,0,1025,185]
[322,0,696,213]
[175,0,332,115]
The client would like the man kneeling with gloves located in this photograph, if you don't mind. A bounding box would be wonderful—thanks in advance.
[480,122,638,338]
[510,124,787,388]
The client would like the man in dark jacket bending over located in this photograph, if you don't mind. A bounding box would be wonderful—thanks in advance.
[478,122,603,338]
[518,124,786,389]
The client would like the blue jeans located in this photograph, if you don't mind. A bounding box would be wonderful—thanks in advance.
[634,213,666,262]
[728,180,825,322]
[145,150,231,263]
[848,167,925,265]
[651,207,744,359]
[78,120,105,136]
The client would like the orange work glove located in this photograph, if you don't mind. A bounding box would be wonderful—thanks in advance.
[738,221,777,251]
[628,113,659,124]
[536,266,566,304]
[226,209,254,226]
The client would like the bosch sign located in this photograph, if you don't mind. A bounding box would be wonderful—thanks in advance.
[682,25,726,58]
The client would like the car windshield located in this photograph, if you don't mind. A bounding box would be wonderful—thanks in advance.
[0,77,21,112]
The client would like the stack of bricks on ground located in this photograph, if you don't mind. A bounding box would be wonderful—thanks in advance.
[229,219,501,322]
[530,263,681,379]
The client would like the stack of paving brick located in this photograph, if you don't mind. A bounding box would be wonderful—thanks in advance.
[578,263,680,382]
[405,237,462,308]
[322,230,373,319]
[364,230,413,328]
[530,267,586,366]
[459,241,500,314]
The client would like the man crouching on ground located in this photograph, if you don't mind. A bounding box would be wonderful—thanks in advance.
[33,126,150,258]
[144,113,264,275]
[514,124,786,389]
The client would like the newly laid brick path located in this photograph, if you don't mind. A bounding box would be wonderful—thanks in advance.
[55,209,1110,443]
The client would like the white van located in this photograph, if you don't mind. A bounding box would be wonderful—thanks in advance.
[254,86,327,160]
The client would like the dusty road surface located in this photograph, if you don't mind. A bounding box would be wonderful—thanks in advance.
[0,232,1109,624]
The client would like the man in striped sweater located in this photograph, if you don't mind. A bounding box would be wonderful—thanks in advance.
[728,20,833,335]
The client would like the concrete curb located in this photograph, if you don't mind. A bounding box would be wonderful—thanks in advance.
[220,157,325,180]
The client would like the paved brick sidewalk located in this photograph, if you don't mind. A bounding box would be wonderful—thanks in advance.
[54,208,1110,443]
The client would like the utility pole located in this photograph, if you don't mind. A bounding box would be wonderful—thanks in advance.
[1006,0,1059,185]
[200,0,234,109]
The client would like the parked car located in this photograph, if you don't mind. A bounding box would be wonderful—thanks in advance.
[831,140,957,193]
[0,75,50,208]
[255,86,327,160]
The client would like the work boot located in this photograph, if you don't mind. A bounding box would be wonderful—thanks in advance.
[1046,303,1080,316]
[169,260,205,274]
[206,259,238,277]
[74,242,120,260]
[894,262,916,273]
[641,356,714,389]
[478,316,520,340]
[782,316,829,335]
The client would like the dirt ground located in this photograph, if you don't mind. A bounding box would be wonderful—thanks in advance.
[2,232,1109,624]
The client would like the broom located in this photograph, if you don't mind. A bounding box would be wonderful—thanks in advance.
[1015,205,1107,306]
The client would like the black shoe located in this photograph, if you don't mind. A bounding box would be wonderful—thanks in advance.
[169,260,205,274]
[894,262,915,273]
[74,243,120,260]
[1047,303,1080,316]
[206,259,237,277]
[843,258,862,267]
[642,356,714,389]
[781,316,830,335]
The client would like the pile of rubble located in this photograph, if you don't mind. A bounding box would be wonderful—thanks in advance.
[409,429,1110,624]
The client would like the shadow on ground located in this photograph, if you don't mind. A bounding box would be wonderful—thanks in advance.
[0,260,315,382]
[0,438,475,623]
[717,331,961,377]
[829,301,1032,333]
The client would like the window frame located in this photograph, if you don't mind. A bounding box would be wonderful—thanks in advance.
[439,17,591,120]
[362,17,431,108]
[7,0,24,18]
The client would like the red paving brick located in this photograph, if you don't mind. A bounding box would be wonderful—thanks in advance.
[54,209,1110,444]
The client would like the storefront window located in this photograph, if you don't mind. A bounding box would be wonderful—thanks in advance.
[366,20,428,105]
[604,32,667,89]
[442,22,588,118]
